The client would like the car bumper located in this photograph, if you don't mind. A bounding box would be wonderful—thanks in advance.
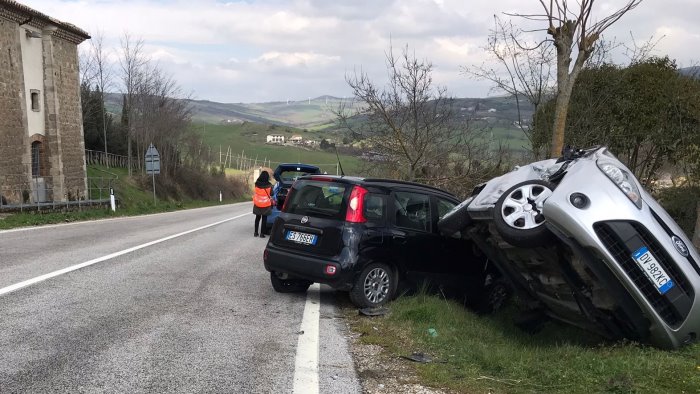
[263,244,353,290]
[543,159,700,349]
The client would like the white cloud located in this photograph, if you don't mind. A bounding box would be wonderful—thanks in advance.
[20,0,700,102]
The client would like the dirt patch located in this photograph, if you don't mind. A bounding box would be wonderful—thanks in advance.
[343,307,453,394]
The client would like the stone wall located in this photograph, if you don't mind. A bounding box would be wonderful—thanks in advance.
[0,18,29,203]
[52,36,86,198]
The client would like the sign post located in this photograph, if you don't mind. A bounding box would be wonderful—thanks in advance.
[145,143,161,204]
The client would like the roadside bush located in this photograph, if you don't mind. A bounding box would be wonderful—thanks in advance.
[138,167,248,202]
[655,186,700,237]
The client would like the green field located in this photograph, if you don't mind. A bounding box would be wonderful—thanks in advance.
[196,122,364,175]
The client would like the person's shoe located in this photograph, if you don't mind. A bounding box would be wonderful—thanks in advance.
[259,234,266,238]
[254,232,259,237]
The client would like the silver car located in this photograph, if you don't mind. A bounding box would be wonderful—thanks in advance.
[439,146,700,349]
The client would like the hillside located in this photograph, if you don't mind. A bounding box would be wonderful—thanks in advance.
[105,93,532,130]
[104,93,533,152]
[195,122,364,175]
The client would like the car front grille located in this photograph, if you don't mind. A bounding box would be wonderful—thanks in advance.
[594,221,693,327]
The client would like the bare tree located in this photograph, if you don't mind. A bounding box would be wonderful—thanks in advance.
[118,33,148,175]
[510,0,642,157]
[464,15,556,156]
[337,45,498,194]
[89,31,113,165]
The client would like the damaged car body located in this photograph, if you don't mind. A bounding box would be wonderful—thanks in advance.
[438,146,700,349]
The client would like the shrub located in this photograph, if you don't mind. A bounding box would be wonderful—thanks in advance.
[655,186,700,237]
[138,167,248,202]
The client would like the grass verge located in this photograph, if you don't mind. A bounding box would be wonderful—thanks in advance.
[348,294,700,393]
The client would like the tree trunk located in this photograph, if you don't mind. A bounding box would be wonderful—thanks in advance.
[693,201,700,252]
[550,92,570,158]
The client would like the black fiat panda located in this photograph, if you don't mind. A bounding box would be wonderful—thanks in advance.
[263,175,505,309]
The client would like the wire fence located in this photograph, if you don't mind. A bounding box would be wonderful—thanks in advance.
[0,175,115,213]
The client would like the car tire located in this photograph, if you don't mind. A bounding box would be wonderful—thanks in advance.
[474,277,511,314]
[349,263,396,308]
[493,180,555,247]
[437,197,474,236]
[270,272,312,293]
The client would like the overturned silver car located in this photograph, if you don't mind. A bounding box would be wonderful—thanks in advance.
[439,146,700,349]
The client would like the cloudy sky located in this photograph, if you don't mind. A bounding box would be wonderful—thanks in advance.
[22,0,700,103]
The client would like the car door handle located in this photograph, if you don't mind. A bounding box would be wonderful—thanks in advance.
[392,235,407,244]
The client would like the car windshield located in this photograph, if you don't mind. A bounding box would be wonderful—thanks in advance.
[286,181,347,219]
[280,171,312,183]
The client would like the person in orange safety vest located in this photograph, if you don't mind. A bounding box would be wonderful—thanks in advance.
[253,170,274,238]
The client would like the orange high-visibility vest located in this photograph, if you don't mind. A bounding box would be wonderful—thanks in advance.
[253,186,272,208]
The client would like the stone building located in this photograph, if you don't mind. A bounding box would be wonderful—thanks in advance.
[0,0,90,204]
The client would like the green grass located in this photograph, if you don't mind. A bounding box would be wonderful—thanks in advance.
[349,294,700,393]
[196,122,363,175]
[0,164,247,230]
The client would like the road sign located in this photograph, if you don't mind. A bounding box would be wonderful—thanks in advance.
[145,143,160,175]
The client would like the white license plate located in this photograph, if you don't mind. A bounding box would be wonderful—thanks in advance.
[286,230,318,245]
[632,246,674,295]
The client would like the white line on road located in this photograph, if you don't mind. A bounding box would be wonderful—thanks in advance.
[293,283,321,394]
[0,213,250,297]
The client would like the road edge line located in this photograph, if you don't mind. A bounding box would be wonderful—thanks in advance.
[293,283,321,394]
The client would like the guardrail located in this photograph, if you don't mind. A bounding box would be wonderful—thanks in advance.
[85,150,129,169]
[0,176,115,213]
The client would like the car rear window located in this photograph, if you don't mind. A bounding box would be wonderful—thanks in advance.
[286,181,347,219]
[280,171,313,183]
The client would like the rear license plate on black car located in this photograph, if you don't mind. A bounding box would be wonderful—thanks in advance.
[632,246,674,294]
[286,230,318,245]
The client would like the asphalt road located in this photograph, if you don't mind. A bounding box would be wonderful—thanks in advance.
[0,202,360,393]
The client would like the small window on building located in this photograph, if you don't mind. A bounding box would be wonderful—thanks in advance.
[30,90,40,112]
[31,141,42,177]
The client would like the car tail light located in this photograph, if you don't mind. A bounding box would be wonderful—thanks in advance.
[263,248,269,262]
[325,265,337,275]
[345,185,368,223]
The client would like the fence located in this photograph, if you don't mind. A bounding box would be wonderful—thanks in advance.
[0,175,115,213]
[85,150,129,169]
[227,150,340,175]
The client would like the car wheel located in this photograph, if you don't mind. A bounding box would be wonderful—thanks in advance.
[270,272,312,293]
[349,263,396,308]
[474,277,511,313]
[493,180,554,247]
[437,197,474,236]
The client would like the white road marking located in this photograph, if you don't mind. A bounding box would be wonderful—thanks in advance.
[0,213,250,297]
[293,283,321,394]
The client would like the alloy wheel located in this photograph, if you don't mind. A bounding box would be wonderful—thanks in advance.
[363,267,390,304]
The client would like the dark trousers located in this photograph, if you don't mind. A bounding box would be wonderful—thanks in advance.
[254,215,267,234]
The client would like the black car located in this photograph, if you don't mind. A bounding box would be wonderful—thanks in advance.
[263,175,506,308]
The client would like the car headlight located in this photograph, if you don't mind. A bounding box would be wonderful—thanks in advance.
[596,161,642,208]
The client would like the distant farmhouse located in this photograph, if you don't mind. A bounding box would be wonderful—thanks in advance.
[0,0,90,204]
[266,134,285,144]
[289,134,303,144]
